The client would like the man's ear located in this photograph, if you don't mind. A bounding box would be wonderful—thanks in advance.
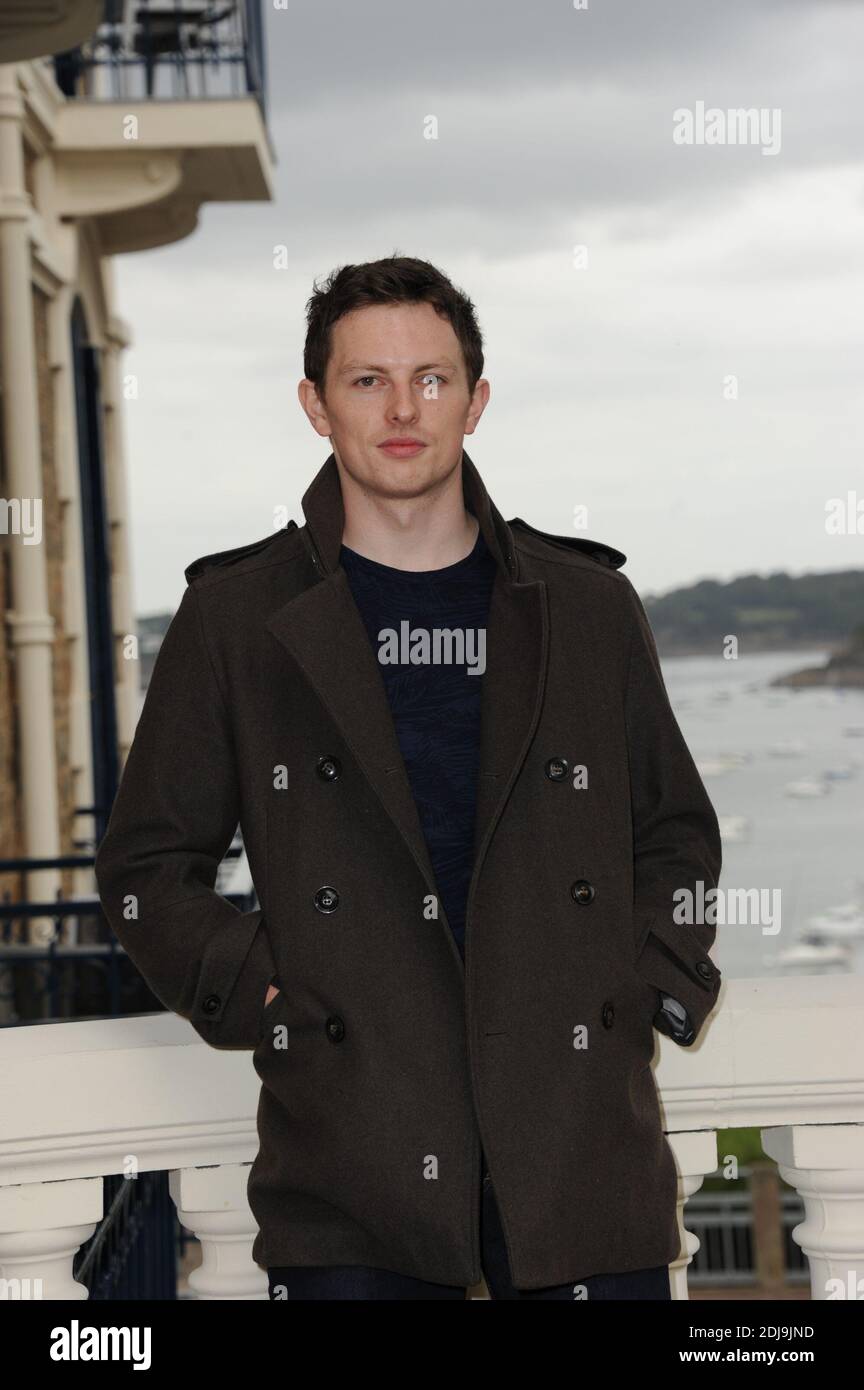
[464,376,490,435]
[297,378,332,437]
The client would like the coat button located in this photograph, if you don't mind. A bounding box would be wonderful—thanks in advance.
[696,960,714,981]
[601,1001,615,1029]
[544,757,569,781]
[316,755,342,782]
[325,1015,345,1043]
[202,994,221,1015]
[314,886,340,913]
[570,879,595,905]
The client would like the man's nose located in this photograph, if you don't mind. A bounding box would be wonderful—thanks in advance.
[387,383,420,420]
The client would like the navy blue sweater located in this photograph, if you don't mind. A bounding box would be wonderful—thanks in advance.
[340,526,496,959]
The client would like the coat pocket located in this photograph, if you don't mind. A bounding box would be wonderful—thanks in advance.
[632,909,656,959]
[258,986,286,1042]
[629,912,662,1034]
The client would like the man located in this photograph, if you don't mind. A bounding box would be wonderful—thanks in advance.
[94,255,722,1301]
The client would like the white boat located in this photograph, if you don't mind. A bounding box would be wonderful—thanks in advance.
[717,816,751,843]
[823,762,857,780]
[783,777,831,798]
[769,739,807,757]
[695,751,751,777]
[776,935,852,972]
[807,901,864,939]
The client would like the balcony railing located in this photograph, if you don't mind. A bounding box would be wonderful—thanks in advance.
[0,839,256,1026]
[52,0,267,117]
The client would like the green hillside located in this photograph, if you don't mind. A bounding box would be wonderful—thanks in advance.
[644,570,864,654]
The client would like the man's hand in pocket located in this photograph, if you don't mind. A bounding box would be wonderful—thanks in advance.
[265,982,280,1007]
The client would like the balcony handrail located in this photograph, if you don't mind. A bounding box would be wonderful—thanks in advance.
[53,0,267,116]
[0,856,97,873]
[0,971,858,1154]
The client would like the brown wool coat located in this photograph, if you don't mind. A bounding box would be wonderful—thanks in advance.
[94,449,722,1290]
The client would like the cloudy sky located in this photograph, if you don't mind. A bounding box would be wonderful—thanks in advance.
[114,0,864,614]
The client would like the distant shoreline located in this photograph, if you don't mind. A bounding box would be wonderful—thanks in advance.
[658,639,864,688]
[656,640,837,660]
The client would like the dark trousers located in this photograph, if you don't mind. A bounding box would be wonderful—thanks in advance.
[267,1155,672,1301]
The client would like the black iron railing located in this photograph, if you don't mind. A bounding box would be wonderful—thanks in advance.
[0,843,255,1025]
[74,1171,180,1300]
[53,0,267,118]
[686,1181,809,1287]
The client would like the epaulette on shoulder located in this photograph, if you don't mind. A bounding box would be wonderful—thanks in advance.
[184,522,298,584]
[508,517,626,570]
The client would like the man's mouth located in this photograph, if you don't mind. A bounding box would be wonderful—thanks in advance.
[378,439,427,458]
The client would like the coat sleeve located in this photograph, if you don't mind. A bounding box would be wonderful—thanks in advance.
[621,576,723,1047]
[94,580,277,1050]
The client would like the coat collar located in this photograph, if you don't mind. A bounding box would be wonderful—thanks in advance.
[299,447,519,581]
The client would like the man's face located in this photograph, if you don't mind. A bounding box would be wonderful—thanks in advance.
[298,300,489,500]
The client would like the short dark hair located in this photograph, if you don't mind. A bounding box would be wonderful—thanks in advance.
[303,253,484,401]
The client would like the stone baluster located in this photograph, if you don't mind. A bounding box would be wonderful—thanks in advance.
[667,1129,719,1299]
[762,1124,864,1301]
[170,1163,268,1300]
[0,1176,102,1300]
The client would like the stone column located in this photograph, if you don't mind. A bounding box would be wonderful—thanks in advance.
[762,1124,864,1301]
[666,1128,719,1299]
[0,64,60,938]
[0,1176,102,1299]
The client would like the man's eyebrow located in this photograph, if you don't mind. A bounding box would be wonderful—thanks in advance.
[336,360,458,375]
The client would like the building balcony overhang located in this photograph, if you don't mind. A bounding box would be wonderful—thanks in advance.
[52,95,274,253]
[0,0,103,63]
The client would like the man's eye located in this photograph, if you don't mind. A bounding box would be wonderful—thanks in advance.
[421,373,445,386]
[354,376,377,387]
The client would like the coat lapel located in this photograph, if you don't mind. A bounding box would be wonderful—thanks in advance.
[471,565,548,867]
[267,564,442,893]
[264,449,548,941]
